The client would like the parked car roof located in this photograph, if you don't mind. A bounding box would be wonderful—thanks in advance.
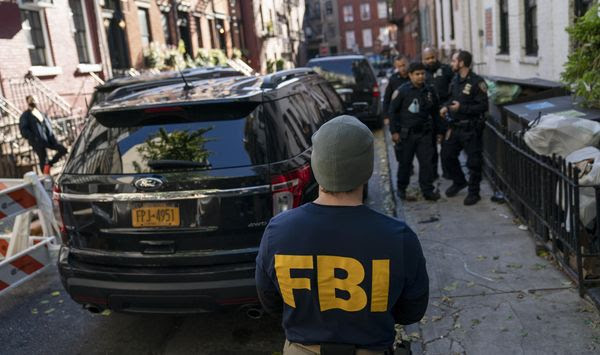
[95,66,244,92]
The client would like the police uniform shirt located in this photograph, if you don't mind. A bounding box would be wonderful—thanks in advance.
[389,82,441,135]
[255,203,429,350]
[425,62,453,103]
[445,71,489,122]
[383,72,410,115]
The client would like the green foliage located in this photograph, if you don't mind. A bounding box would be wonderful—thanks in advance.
[561,5,600,109]
[134,127,213,172]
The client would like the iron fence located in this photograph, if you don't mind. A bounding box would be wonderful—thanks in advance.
[483,120,600,302]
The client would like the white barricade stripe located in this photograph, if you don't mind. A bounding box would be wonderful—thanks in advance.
[0,239,52,293]
[0,182,37,222]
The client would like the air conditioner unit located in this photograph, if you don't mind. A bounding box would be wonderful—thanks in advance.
[18,0,54,9]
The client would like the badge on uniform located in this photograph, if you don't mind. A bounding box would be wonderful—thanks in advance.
[479,81,488,93]
[392,89,400,100]
[463,83,472,95]
[408,98,420,113]
[434,68,442,78]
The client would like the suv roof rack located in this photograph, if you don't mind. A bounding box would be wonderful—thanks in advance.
[261,68,315,89]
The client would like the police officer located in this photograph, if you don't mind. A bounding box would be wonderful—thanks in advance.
[440,50,489,206]
[256,116,429,355]
[383,56,410,117]
[383,56,413,178]
[389,62,441,201]
[422,47,453,180]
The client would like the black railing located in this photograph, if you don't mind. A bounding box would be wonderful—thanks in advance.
[483,120,600,301]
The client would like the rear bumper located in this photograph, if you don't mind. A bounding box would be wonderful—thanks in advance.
[58,246,259,314]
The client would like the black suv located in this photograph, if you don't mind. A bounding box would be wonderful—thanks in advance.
[306,55,382,127]
[55,69,345,313]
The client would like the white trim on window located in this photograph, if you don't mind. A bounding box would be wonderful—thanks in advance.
[76,63,102,73]
[29,65,62,76]
[18,0,55,11]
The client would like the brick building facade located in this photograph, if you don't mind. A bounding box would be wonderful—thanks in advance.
[337,0,393,55]
[390,0,420,60]
[0,0,107,114]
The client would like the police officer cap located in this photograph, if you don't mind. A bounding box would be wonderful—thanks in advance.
[311,115,374,192]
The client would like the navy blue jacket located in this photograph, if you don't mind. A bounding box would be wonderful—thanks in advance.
[444,70,489,122]
[255,203,429,350]
[19,109,58,148]
[389,82,441,135]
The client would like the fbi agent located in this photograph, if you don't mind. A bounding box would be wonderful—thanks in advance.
[440,50,489,206]
[256,116,429,355]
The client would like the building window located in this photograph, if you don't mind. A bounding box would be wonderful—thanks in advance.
[449,0,455,40]
[20,10,49,66]
[379,26,390,45]
[362,28,372,47]
[161,12,173,45]
[137,8,152,48]
[439,0,445,41]
[498,0,509,54]
[325,0,333,15]
[345,30,356,50]
[314,2,321,17]
[377,1,387,19]
[524,0,538,56]
[360,3,370,21]
[575,0,594,17]
[69,0,92,63]
[195,16,203,48]
[343,5,353,22]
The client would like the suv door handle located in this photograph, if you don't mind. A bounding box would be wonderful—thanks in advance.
[140,240,176,254]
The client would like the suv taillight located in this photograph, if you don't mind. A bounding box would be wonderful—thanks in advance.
[373,83,380,97]
[52,185,67,240]
[271,164,311,216]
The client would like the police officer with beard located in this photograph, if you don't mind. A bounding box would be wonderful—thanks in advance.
[422,47,453,180]
[440,50,489,206]
[389,62,441,201]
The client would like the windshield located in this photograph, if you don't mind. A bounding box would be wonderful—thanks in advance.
[64,106,267,174]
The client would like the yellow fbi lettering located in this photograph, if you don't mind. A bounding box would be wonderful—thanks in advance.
[274,254,390,312]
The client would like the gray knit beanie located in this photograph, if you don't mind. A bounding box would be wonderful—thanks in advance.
[311,115,374,192]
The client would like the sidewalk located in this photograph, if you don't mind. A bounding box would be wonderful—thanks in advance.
[383,127,600,354]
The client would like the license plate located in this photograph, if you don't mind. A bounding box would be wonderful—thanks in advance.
[132,206,180,227]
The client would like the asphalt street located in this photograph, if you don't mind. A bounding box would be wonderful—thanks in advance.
[0,129,396,355]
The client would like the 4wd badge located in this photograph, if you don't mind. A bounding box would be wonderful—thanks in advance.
[134,177,164,191]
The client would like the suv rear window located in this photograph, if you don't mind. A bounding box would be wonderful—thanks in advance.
[64,104,267,175]
[307,58,376,88]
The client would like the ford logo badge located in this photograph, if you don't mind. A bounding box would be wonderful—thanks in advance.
[134,177,164,191]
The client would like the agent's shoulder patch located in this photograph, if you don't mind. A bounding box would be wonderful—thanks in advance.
[392,89,400,100]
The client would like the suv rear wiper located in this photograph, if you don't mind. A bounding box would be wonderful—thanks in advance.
[148,160,211,170]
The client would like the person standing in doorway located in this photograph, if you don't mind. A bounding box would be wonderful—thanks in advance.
[440,50,489,206]
[19,95,67,173]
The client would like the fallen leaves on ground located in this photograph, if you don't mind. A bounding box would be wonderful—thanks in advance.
[443,281,459,292]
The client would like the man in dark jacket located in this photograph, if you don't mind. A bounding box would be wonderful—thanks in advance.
[256,115,429,355]
[19,95,67,171]
[423,47,453,180]
[440,50,489,206]
[383,56,410,118]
